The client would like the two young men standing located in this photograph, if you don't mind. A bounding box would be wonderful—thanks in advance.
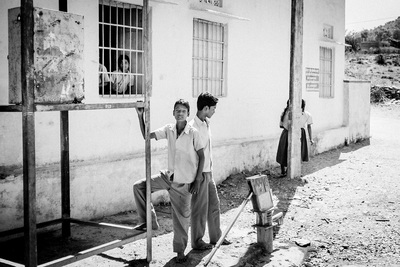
[133,93,226,262]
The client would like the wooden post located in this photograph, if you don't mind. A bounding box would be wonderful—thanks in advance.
[58,0,71,239]
[255,210,274,253]
[21,0,37,266]
[60,111,71,237]
[288,0,303,179]
[143,0,153,262]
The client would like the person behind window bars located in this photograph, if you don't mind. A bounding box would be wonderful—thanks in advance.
[110,55,135,94]
[133,99,205,263]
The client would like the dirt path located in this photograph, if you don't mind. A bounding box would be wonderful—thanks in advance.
[1,104,399,266]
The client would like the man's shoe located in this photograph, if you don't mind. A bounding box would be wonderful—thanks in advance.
[192,241,213,251]
[135,220,159,231]
[210,239,231,246]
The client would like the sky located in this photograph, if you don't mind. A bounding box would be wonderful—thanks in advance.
[345,0,400,32]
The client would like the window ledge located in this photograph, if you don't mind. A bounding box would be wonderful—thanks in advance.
[190,6,250,21]
[150,0,178,5]
[321,37,350,47]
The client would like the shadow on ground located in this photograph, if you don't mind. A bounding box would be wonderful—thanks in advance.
[0,140,370,266]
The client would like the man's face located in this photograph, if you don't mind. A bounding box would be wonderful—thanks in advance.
[206,105,217,118]
[173,104,189,122]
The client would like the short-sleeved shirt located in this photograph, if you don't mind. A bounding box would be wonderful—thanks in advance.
[300,111,313,128]
[99,64,110,85]
[279,111,289,130]
[110,71,135,93]
[154,123,203,184]
[189,116,212,172]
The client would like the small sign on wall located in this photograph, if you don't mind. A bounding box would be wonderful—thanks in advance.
[305,67,319,92]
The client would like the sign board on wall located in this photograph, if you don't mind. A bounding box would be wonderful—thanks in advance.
[305,67,319,92]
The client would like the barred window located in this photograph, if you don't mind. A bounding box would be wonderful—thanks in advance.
[319,46,334,98]
[323,24,333,39]
[192,18,226,97]
[199,0,223,7]
[99,0,144,97]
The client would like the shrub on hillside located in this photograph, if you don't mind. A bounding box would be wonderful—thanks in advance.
[376,54,386,65]
[370,86,388,103]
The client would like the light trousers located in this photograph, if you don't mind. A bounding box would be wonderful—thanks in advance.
[191,172,222,247]
[133,171,191,253]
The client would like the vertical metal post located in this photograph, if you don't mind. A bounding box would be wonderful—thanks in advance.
[59,0,68,13]
[143,0,153,262]
[60,111,71,237]
[58,0,71,239]
[21,0,37,266]
[288,0,303,179]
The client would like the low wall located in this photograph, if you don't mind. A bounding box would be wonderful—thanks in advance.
[344,79,371,142]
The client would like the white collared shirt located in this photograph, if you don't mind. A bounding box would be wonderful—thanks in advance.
[189,116,212,172]
[300,111,313,128]
[154,123,203,183]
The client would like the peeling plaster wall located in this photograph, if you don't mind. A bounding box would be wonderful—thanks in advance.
[0,0,357,231]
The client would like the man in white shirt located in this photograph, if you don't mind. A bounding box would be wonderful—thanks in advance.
[189,92,230,250]
[133,99,205,263]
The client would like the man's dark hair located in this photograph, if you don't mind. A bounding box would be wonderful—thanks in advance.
[301,99,306,112]
[197,92,219,111]
[174,99,190,113]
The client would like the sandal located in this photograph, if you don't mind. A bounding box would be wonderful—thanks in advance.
[210,239,231,246]
[134,221,159,231]
[221,239,232,246]
[193,242,213,251]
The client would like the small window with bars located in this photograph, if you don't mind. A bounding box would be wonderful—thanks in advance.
[192,18,226,97]
[319,46,334,98]
[99,0,144,97]
[199,0,223,7]
[323,24,333,39]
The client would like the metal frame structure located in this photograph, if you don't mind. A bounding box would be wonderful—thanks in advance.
[0,0,153,266]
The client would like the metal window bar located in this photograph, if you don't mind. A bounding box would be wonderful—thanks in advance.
[99,0,144,98]
[193,18,225,97]
[319,47,333,98]
[323,24,333,39]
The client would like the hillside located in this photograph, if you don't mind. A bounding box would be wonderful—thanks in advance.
[345,53,400,86]
[345,53,400,101]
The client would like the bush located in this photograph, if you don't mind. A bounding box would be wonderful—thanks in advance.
[345,32,361,52]
[370,86,388,103]
[376,54,386,65]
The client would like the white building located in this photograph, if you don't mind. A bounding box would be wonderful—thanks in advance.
[0,0,370,231]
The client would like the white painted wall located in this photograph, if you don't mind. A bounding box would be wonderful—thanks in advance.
[1,0,368,231]
[345,80,371,142]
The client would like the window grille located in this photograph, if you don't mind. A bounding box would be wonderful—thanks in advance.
[99,0,144,97]
[319,46,334,98]
[199,0,223,7]
[192,18,226,97]
[323,24,333,39]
